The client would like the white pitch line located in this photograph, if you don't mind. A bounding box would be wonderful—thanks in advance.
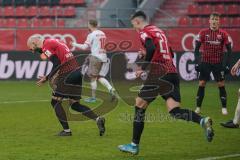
[196,153,240,160]
[0,99,49,104]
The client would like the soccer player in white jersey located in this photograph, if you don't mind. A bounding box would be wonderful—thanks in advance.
[221,59,240,128]
[72,20,116,103]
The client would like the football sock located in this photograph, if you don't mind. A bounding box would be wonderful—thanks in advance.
[90,80,97,98]
[132,106,146,145]
[98,77,113,91]
[51,99,69,130]
[219,86,227,108]
[233,90,240,125]
[169,107,202,124]
[196,86,205,107]
[71,102,98,120]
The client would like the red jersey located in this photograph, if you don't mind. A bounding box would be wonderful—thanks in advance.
[196,28,231,64]
[42,39,79,74]
[42,39,74,64]
[139,25,176,73]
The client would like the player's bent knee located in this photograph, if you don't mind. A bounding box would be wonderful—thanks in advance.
[51,98,62,108]
[199,81,206,87]
[217,81,225,87]
[69,99,78,106]
[52,96,63,101]
[135,97,148,109]
[166,98,180,112]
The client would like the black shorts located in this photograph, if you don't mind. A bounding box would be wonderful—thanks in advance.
[50,68,83,100]
[198,62,225,82]
[138,73,181,103]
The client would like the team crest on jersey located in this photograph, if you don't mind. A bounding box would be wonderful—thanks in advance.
[205,34,210,40]
[217,34,222,40]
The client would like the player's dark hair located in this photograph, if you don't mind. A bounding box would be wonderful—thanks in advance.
[131,11,147,20]
[89,19,98,27]
[210,12,220,18]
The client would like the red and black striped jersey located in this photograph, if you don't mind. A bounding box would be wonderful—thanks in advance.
[196,28,231,64]
[139,25,176,74]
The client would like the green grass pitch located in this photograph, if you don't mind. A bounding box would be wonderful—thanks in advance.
[0,81,239,160]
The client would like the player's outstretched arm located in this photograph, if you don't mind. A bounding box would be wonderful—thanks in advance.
[71,42,89,50]
[231,59,240,76]
[45,55,61,81]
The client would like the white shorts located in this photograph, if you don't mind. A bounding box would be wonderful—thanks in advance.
[81,56,110,77]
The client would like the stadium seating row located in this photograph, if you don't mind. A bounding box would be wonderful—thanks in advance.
[0,0,85,6]
[195,0,240,3]
[188,4,240,16]
[0,18,65,28]
[178,16,240,27]
[0,6,76,17]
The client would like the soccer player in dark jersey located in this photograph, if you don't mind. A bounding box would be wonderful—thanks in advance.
[194,12,232,115]
[27,36,105,136]
[118,11,214,155]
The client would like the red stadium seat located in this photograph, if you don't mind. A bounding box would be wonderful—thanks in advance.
[39,6,51,17]
[56,18,65,27]
[71,0,85,5]
[31,18,41,28]
[202,18,209,27]
[3,6,15,17]
[5,18,16,28]
[17,18,29,28]
[27,6,38,17]
[231,17,240,27]
[52,6,64,17]
[214,4,225,15]
[191,17,202,27]
[0,7,2,17]
[41,18,54,27]
[63,6,76,17]
[178,17,190,26]
[15,6,26,17]
[188,4,199,15]
[60,0,72,5]
[220,17,229,27]
[201,5,213,15]
[227,5,239,15]
[0,18,5,27]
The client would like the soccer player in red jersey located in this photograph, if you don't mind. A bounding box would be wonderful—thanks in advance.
[194,12,232,115]
[27,36,105,136]
[118,11,214,155]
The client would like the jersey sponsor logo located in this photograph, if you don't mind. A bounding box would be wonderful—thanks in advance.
[205,40,221,45]
[29,33,77,51]
[65,52,74,58]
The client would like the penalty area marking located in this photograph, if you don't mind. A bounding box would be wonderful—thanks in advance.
[196,153,240,160]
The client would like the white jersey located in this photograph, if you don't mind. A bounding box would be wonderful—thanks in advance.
[85,30,107,62]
